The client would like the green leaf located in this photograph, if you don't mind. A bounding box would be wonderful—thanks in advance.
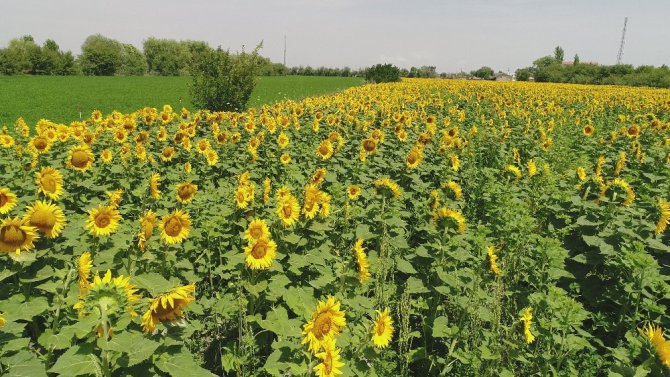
[0,295,49,321]
[406,277,428,294]
[284,286,315,319]
[154,351,215,377]
[395,256,417,274]
[103,331,160,367]
[133,273,174,296]
[49,343,100,376]
[38,329,72,350]
[432,316,453,338]
[259,306,302,337]
[4,350,48,377]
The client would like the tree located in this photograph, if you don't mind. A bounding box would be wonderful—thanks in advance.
[119,44,147,76]
[515,67,533,81]
[470,66,495,79]
[80,34,124,76]
[365,64,401,83]
[190,44,263,111]
[554,46,564,63]
[573,54,580,65]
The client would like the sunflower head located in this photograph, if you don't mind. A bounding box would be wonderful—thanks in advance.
[150,173,161,199]
[138,210,158,250]
[160,210,191,244]
[74,270,140,318]
[347,185,361,200]
[141,283,196,333]
[371,308,394,348]
[78,251,93,295]
[86,205,121,237]
[0,217,39,256]
[244,219,270,242]
[24,201,66,239]
[176,182,198,203]
[302,296,347,354]
[0,188,17,215]
[313,337,345,377]
[67,145,95,172]
[276,195,300,227]
[36,167,64,200]
[244,237,277,270]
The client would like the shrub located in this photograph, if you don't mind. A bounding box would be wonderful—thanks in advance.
[365,63,401,83]
[190,44,262,112]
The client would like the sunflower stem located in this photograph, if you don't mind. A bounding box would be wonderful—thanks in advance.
[99,302,112,377]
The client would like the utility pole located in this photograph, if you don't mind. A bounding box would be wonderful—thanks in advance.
[616,17,628,65]
[283,35,287,66]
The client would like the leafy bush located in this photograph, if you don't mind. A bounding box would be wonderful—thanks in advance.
[190,44,262,111]
[365,63,401,83]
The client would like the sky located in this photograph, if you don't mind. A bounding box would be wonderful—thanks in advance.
[0,0,668,73]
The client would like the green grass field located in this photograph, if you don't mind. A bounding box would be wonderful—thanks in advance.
[0,75,363,126]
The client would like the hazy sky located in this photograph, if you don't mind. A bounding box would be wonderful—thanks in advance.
[0,0,668,73]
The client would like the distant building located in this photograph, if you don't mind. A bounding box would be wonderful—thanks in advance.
[494,72,514,82]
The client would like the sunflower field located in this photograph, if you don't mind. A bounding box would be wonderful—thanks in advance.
[1,79,670,376]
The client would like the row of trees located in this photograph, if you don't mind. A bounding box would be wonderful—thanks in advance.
[515,46,670,88]
[0,36,76,75]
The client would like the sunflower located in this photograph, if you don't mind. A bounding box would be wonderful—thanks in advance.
[107,189,124,208]
[274,132,289,149]
[100,149,113,163]
[406,146,423,169]
[244,237,277,270]
[276,195,300,227]
[520,307,536,344]
[317,139,334,160]
[67,145,95,172]
[196,139,210,154]
[600,178,635,207]
[160,147,176,162]
[576,167,587,182]
[302,296,347,354]
[0,188,17,214]
[449,153,460,171]
[0,217,38,255]
[347,185,361,200]
[505,164,522,180]
[35,167,64,200]
[113,128,127,144]
[583,124,595,137]
[29,135,51,155]
[527,159,537,177]
[433,207,466,233]
[175,182,198,203]
[486,246,501,275]
[353,239,370,283]
[235,186,251,209]
[639,323,670,369]
[141,283,196,333]
[313,337,345,377]
[244,219,270,243]
[279,153,291,165]
[263,178,272,203]
[160,209,191,244]
[78,251,93,295]
[138,210,157,251]
[310,168,327,187]
[150,173,161,199]
[73,270,140,319]
[205,149,219,166]
[361,138,377,154]
[626,124,640,138]
[184,162,192,173]
[656,198,670,235]
[614,151,626,176]
[23,201,66,239]
[303,185,322,219]
[371,308,394,349]
[442,181,463,201]
[373,178,402,199]
[86,205,121,237]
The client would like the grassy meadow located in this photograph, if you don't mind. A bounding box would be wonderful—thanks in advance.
[0,75,363,127]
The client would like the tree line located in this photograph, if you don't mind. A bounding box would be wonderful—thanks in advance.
[515,46,670,88]
[0,34,360,77]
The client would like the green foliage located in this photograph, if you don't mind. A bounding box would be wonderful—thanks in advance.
[554,45,565,63]
[0,36,76,76]
[365,63,401,83]
[79,34,124,76]
[515,67,532,81]
[470,66,495,79]
[189,44,263,112]
[142,38,194,76]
